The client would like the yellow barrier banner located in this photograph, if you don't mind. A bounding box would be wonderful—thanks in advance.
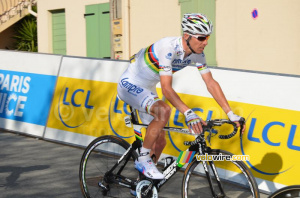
[47,77,300,186]
[47,77,134,139]
[167,93,300,186]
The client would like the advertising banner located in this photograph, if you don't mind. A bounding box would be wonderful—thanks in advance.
[44,57,131,146]
[0,50,61,136]
[2,51,299,192]
[0,70,57,125]
[43,56,300,192]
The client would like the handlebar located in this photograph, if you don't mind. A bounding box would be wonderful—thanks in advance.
[184,118,245,146]
[205,119,237,139]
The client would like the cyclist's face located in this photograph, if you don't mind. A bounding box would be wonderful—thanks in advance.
[190,34,209,54]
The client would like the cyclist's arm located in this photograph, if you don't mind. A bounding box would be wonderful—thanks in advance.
[201,72,245,131]
[160,75,189,114]
[160,75,205,134]
[201,71,231,114]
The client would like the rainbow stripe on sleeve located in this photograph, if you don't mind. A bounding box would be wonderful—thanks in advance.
[197,63,207,71]
[144,44,160,74]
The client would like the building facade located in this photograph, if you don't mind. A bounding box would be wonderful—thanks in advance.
[35,0,300,75]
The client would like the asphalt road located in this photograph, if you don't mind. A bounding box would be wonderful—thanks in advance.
[0,131,185,198]
[0,131,269,198]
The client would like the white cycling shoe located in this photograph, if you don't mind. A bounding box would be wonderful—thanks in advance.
[134,159,165,180]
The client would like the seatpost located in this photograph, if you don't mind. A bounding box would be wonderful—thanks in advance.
[129,106,140,125]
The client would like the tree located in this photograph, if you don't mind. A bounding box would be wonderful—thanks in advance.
[13,7,37,52]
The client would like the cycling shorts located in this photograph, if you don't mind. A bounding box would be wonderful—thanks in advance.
[117,69,161,124]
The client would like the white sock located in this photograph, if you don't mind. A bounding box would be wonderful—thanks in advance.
[139,147,151,162]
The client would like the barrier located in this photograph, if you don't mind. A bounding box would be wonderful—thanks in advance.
[0,50,299,193]
[44,56,130,147]
[0,50,61,136]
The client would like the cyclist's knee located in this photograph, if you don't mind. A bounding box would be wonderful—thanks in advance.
[151,102,171,121]
[161,104,171,120]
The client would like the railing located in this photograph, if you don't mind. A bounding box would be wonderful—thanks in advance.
[0,0,36,25]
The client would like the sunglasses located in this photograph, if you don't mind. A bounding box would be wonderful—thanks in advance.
[190,34,210,41]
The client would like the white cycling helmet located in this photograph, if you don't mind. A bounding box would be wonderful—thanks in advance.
[181,13,213,35]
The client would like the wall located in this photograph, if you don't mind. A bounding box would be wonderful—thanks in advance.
[216,0,300,75]
[37,0,109,56]
[37,0,300,75]
[127,0,181,56]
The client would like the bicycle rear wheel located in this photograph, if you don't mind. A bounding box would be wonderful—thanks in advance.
[79,135,139,198]
[182,149,259,198]
[268,185,300,198]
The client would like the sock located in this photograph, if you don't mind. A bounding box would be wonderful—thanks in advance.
[139,147,151,162]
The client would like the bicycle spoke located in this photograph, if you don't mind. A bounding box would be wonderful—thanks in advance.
[182,150,259,198]
[79,136,139,198]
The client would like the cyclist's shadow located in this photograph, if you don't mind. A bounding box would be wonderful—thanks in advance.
[0,165,50,188]
[253,152,283,193]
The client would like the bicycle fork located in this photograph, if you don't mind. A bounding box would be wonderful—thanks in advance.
[199,146,226,198]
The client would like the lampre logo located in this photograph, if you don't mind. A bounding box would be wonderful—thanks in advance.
[120,78,143,96]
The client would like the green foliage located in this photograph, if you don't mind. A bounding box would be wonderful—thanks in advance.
[13,7,38,52]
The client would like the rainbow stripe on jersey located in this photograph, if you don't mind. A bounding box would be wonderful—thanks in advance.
[144,44,160,74]
[197,63,207,72]
[145,96,160,113]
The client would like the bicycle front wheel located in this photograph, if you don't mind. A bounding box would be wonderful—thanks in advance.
[268,185,300,198]
[79,135,139,198]
[182,149,259,198]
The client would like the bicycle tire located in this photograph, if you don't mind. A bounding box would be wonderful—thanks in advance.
[268,185,300,198]
[182,149,260,198]
[79,135,139,198]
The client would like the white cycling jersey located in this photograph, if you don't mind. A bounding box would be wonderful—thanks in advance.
[127,36,210,88]
[118,36,211,123]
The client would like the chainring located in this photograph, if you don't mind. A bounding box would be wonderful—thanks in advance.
[136,180,158,198]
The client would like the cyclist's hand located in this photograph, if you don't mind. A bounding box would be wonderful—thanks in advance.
[184,109,206,134]
[227,111,246,133]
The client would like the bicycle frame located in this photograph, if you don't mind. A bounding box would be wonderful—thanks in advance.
[103,107,230,197]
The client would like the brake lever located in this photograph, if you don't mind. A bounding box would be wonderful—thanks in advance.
[239,117,246,140]
[207,129,212,146]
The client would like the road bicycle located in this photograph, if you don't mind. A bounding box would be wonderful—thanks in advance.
[268,185,300,198]
[79,106,260,198]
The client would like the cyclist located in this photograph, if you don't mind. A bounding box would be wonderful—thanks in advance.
[117,13,245,180]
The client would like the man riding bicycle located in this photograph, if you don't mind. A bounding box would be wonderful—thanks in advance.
[117,13,245,181]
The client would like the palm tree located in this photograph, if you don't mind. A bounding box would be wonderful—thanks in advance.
[13,7,37,52]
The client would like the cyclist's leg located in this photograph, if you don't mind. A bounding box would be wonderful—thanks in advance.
[118,74,170,179]
[138,111,167,164]
[150,130,166,163]
[142,100,170,157]
[135,100,170,179]
[118,73,170,157]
